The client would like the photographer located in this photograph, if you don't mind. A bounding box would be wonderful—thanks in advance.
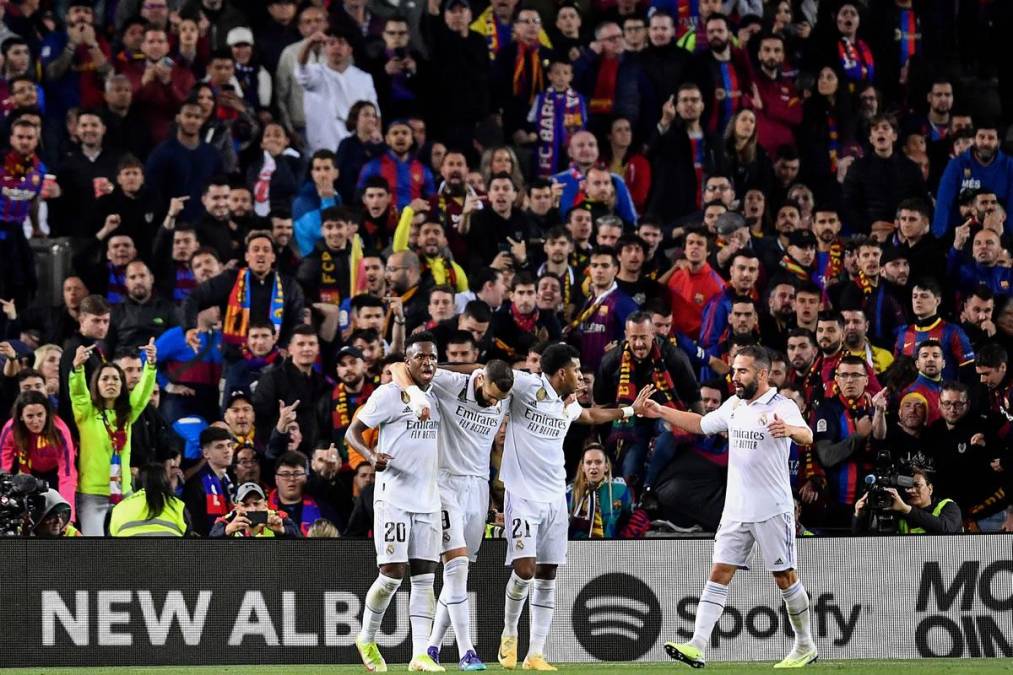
[31,489,81,538]
[210,482,300,538]
[853,460,962,534]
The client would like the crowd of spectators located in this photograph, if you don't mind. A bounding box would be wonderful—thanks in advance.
[0,0,1009,538]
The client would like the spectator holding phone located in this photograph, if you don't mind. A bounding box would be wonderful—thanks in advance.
[211,481,301,538]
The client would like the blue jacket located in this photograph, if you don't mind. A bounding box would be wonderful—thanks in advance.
[566,477,633,539]
[292,181,340,257]
[947,248,1013,297]
[552,165,638,225]
[933,149,1013,238]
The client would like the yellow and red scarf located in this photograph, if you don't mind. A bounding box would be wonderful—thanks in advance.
[223,269,284,346]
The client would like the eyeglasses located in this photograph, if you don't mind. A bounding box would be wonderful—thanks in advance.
[938,400,967,408]
[236,458,259,466]
[836,372,867,380]
[517,17,542,25]
[276,471,306,480]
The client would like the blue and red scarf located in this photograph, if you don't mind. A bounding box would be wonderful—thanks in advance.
[533,87,587,177]
[268,489,321,536]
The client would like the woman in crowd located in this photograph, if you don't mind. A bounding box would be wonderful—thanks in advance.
[69,339,157,536]
[32,343,62,404]
[0,390,77,518]
[602,116,651,213]
[800,65,855,202]
[567,443,634,539]
[336,101,385,204]
[109,462,190,537]
[720,108,773,197]
[247,122,303,218]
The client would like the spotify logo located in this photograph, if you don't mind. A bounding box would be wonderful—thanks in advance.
[572,573,662,660]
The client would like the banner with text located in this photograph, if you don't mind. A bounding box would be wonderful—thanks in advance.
[1,536,1010,667]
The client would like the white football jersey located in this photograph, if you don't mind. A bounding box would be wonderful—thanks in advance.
[700,387,809,522]
[429,369,508,477]
[500,371,582,503]
[357,382,442,513]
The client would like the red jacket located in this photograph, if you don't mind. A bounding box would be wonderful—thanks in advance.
[667,262,726,340]
[118,60,196,144]
[754,73,803,156]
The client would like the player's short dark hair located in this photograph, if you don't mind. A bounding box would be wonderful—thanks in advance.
[896,197,931,220]
[976,342,1008,368]
[786,327,815,346]
[940,380,969,396]
[590,245,619,266]
[616,234,647,255]
[540,343,579,378]
[310,149,337,166]
[485,359,515,392]
[350,294,384,311]
[16,368,44,384]
[290,324,318,340]
[545,225,572,242]
[473,267,502,292]
[200,426,233,448]
[350,328,381,344]
[322,205,360,225]
[406,331,437,350]
[362,175,390,192]
[796,280,822,298]
[512,271,536,289]
[736,344,770,370]
[248,319,276,333]
[817,310,843,326]
[244,229,275,248]
[202,174,230,194]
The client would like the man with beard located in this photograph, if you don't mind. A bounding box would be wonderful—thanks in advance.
[780,230,818,285]
[615,234,666,306]
[317,346,375,454]
[928,381,1012,533]
[359,177,399,249]
[975,343,1013,423]
[811,355,883,528]
[752,33,802,156]
[383,250,429,335]
[397,216,469,294]
[490,273,561,364]
[644,346,816,670]
[465,173,534,273]
[934,120,1013,239]
[687,12,754,137]
[758,277,795,353]
[785,327,823,406]
[755,200,801,275]
[960,287,997,350]
[701,297,759,382]
[73,231,139,304]
[595,311,702,482]
[537,227,584,323]
[842,307,893,374]
[107,261,177,351]
[878,246,912,321]
[835,238,906,348]
[357,119,434,211]
[890,198,944,288]
[817,311,880,396]
[904,78,954,144]
[194,176,244,264]
[699,250,759,349]
[812,205,845,290]
[428,150,480,262]
[297,206,353,305]
[895,278,975,380]
[901,340,946,425]
[842,114,928,237]
[0,119,45,307]
[666,226,725,341]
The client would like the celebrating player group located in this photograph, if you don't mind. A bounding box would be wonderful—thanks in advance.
[345,335,817,671]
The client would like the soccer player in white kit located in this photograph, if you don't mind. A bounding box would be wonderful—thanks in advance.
[346,333,446,673]
[387,358,516,671]
[642,346,818,669]
[497,343,654,671]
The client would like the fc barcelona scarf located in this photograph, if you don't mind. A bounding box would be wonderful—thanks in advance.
[533,88,587,177]
[223,268,284,346]
[318,248,341,304]
[837,37,874,86]
[100,410,127,504]
[512,42,544,105]
[608,342,682,452]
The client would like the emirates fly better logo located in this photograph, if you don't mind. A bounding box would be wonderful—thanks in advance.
[572,573,662,660]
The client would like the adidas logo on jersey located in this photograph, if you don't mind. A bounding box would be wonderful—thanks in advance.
[774,558,784,565]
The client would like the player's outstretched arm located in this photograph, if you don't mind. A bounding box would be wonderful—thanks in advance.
[577,384,656,425]
[388,362,433,420]
[639,399,704,434]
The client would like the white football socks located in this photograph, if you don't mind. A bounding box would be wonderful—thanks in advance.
[782,580,814,649]
[409,573,436,657]
[359,573,402,643]
[689,580,729,653]
[502,571,531,638]
[528,578,556,657]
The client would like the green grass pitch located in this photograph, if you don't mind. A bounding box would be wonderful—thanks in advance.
[3,662,1013,674]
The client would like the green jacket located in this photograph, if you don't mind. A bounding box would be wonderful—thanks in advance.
[70,364,156,496]
[109,489,188,537]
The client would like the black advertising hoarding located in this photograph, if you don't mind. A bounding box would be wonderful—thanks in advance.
[3,536,1011,667]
